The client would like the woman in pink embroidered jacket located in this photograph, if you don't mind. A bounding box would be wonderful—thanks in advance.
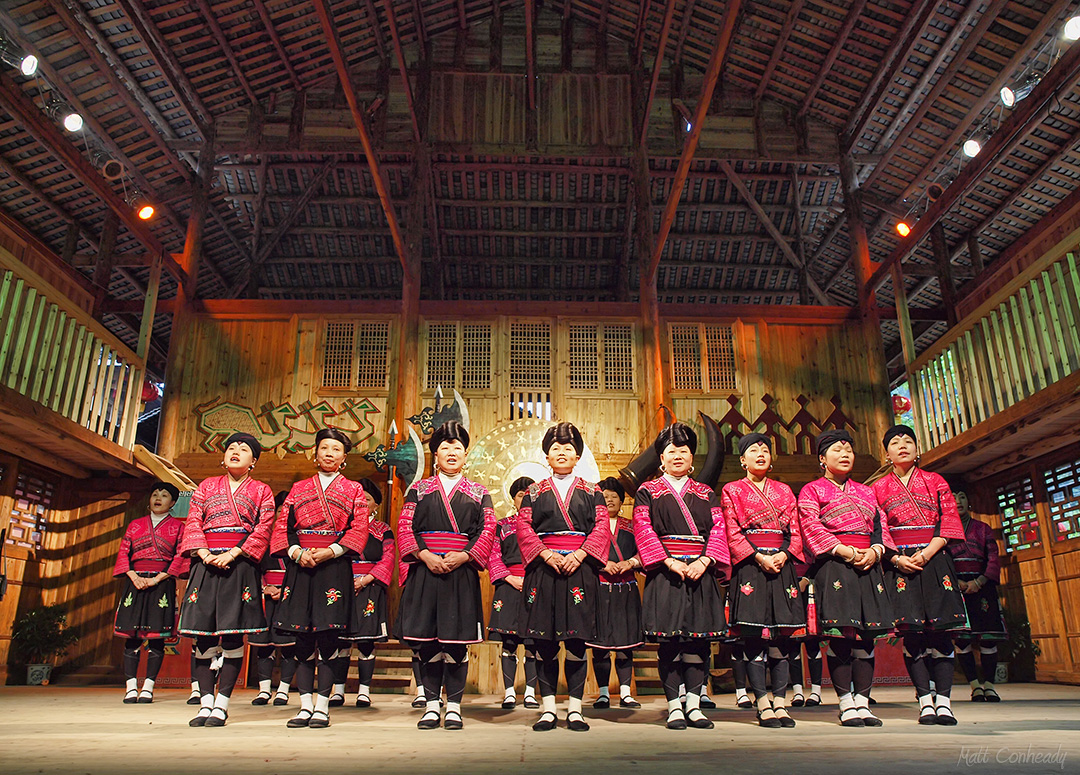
[872,424,967,726]
[178,432,276,727]
[722,433,804,728]
[633,422,731,731]
[113,480,188,705]
[397,421,496,731]
[798,429,894,728]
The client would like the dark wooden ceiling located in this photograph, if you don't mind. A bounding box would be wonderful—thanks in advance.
[1,0,1079,376]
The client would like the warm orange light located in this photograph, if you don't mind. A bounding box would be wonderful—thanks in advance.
[137,203,155,220]
[896,221,912,237]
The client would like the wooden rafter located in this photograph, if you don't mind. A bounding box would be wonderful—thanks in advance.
[867,38,1080,292]
[754,0,806,101]
[383,0,422,144]
[639,0,679,148]
[718,160,830,304]
[797,0,868,118]
[363,0,388,59]
[645,0,744,284]
[674,0,699,65]
[193,0,259,106]
[251,0,304,92]
[525,0,537,112]
[0,153,98,252]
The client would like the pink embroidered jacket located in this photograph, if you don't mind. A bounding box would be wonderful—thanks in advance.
[114,515,189,577]
[180,475,275,560]
[488,518,525,583]
[798,477,895,557]
[947,518,1002,584]
[632,477,731,583]
[721,478,803,565]
[397,476,496,568]
[353,519,396,587]
[871,468,965,545]
[515,478,609,565]
[272,474,369,556]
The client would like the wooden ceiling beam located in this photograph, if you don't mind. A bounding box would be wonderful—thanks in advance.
[525,0,537,112]
[383,0,422,144]
[192,0,259,106]
[754,0,807,101]
[718,159,831,304]
[674,0,699,65]
[639,0,679,148]
[362,0,388,60]
[251,0,304,92]
[646,0,744,284]
[312,0,413,286]
[0,153,98,253]
[867,38,1080,292]
[797,0,868,118]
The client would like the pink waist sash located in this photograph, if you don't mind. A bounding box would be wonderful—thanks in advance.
[745,529,783,550]
[352,561,377,576]
[297,530,342,549]
[132,559,169,572]
[890,525,936,547]
[540,532,586,555]
[836,532,872,550]
[205,527,247,550]
[505,564,526,577]
[661,535,705,559]
[421,532,469,555]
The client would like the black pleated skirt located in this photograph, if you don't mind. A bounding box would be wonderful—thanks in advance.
[397,563,485,644]
[886,549,969,632]
[247,595,297,646]
[727,559,806,639]
[179,555,267,636]
[523,560,599,642]
[114,573,177,639]
[343,582,390,641]
[274,555,355,633]
[958,580,1007,640]
[642,567,727,641]
[488,581,527,638]
[588,579,643,649]
[812,556,894,638]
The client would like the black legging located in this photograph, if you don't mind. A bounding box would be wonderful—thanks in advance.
[535,639,588,700]
[729,642,747,691]
[902,631,955,698]
[500,634,538,692]
[658,640,710,702]
[418,642,469,705]
[255,645,298,685]
[954,637,998,685]
[122,637,165,682]
[743,638,795,701]
[826,637,875,699]
[194,634,244,698]
[294,632,345,698]
[591,647,633,692]
[354,641,377,689]
[791,638,824,688]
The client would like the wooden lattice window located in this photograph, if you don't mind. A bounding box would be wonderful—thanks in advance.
[1044,457,1080,542]
[321,320,390,390]
[996,476,1041,553]
[669,323,737,392]
[423,321,493,391]
[568,323,635,392]
[510,321,551,390]
[5,465,56,551]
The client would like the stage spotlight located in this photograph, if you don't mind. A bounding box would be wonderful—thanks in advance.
[1001,77,1039,108]
[62,111,83,132]
[1065,16,1080,41]
[19,54,37,76]
[896,221,912,237]
[962,138,982,158]
[927,182,945,202]
[137,202,155,220]
[0,45,37,76]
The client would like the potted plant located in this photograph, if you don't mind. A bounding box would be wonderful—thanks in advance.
[1000,610,1041,683]
[10,604,80,685]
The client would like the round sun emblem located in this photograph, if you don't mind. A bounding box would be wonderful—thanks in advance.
[465,419,601,516]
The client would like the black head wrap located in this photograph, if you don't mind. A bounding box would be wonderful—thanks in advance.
[815,429,854,457]
[149,480,180,502]
[357,477,383,505]
[653,422,698,457]
[509,476,535,498]
[315,427,353,454]
[273,490,289,510]
[429,420,470,456]
[542,422,584,455]
[882,424,917,450]
[223,432,261,460]
[737,433,772,457]
[598,476,626,502]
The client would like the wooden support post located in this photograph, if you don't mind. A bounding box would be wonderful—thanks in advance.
[61,223,80,265]
[839,152,892,445]
[967,233,985,274]
[92,214,120,318]
[930,223,958,327]
[137,252,163,362]
[561,5,574,72]
[790,170,812,305]
[889,263,917,367]
[525,0,538,149]
[158,136,214,460]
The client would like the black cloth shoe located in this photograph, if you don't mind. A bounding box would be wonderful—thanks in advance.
[286,711,312,728]
[308,711,330,728]
[444,711,463,730]
[919,705,937,725]
[251,691,271,706]
[532,712,557,731]
[567,712,590,731]
[328,694,345,708]
[411,695,427,709]
[502,695,516,710]
[757,711,781,728]
[355,694,371,708]
[806,692,822,707]
[984,688,1000,702]
[592,696,610,709]
[839,708,864,727]
[187,691,201,706]
[204,711,228,727]
[935,707,958,726]
[123,690,138,704]
[688,711,714,729]
[619,696,641,708]
[736,696,754,709]
[666,710,687,730]
[273,693,289,706]
[523,695,540,709]
[188,713,210,727]
[790,693,805,707]
[699,695,716,709]
[417,711,441,730]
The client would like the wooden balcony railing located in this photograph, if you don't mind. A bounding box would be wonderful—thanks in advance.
[0,247,145,450]
[907,241,1080,450]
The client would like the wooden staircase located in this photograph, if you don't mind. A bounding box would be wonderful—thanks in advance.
[345,641,414,694]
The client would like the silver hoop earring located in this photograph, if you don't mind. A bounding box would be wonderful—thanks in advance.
[689,466,695,475]
[659,463,666,474]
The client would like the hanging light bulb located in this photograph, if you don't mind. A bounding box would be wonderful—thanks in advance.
[19,54,37,76]
[896,221,912,237]
[1065,16,1080,41]
[62,111,83,132]
[962,138,982,158]
[137,202,155,220]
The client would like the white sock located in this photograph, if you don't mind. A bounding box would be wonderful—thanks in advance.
[685,692,701,712]
[190,681,199,695]
[504,687,516,699]
[567,697,582,715]
[277,681,291,696]
[415,688,426,700]
[426,698,441,714]
[735,687,749,701]
[125,678,138,693]
[620,684,633,699]
[140,679,155,694]
[197,694,213,716]
[935,695,952,711]
[358,683,370,697]
[918,693,934,711]
[258,679,272,694]
[299,693,314,713]
[446,701,461,716]
[984,682,995,692]
[792,683,803,695]
[524,685,536,698]
[667,698,683,715]
[332,682,345,697]
[811,683,822,696]
[854,693,875,717]
[211,694,230,717]
[314,694,330,714]
[598,686,610,699]
[678,683,686,701]
[970,679,982,690]
[838,694,855,714]
[541,695,557,714]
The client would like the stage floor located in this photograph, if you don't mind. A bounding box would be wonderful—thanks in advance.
[1,684,1077,774]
